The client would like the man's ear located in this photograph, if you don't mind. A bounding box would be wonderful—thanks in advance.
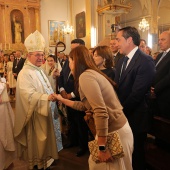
[127,37,133,44]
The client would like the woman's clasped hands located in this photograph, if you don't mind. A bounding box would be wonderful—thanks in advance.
[48,93,64,102]
[53,93,63,101]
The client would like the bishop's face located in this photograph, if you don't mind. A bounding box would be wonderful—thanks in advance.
[28,51,44,67]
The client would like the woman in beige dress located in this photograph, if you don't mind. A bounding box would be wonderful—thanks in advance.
[53,46,134,170]
[0,77,16,169]
[7,53,16,95]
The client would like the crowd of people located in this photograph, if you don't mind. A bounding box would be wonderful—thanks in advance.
[0,26,170,170]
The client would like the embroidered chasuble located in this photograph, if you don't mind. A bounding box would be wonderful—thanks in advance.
[14,62,62,169]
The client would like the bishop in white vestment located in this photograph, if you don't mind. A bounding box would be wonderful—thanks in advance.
[14,30,62,170]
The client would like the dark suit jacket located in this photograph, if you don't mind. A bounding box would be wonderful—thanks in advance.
[153,51,170,118]
[114,52,124,67]
[154,51,170,97]
[115,49,155,133]
[12,58,25,79]
[58,59,75,96]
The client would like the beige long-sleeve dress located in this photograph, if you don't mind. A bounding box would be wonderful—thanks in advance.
[73,69,134,170]
[7,61,16,88]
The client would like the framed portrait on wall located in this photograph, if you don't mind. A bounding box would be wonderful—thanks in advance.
[48,20,65,47]
[76,11,86,38]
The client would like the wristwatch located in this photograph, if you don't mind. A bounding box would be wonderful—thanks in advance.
[99,145,106,152]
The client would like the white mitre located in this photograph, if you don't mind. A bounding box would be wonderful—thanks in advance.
[24,30,45,52]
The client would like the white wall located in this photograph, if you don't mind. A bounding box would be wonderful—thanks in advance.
[40,0,88,55]
[71,0,86,41]
[40,0,71,55]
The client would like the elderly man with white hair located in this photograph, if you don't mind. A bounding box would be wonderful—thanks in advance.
[14,30,62,170]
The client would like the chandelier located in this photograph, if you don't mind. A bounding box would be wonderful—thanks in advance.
[63,21,74,34]
[138,18,149,32]
[63,0,74,35]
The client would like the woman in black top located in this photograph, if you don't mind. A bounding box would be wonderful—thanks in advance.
[93,46,115,81]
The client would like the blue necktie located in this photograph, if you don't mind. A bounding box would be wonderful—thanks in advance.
[119,56,129,81]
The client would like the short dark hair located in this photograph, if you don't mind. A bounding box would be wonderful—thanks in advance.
[119,26,140,46]
[47,54,56,62]
[71,39,85,45]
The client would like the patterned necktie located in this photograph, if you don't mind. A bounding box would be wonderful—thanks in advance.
[155,52,167,67]
[119,56,129,81]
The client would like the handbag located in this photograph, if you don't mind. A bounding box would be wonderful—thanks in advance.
[88,131,124,163]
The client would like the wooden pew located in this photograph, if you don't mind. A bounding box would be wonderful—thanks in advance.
[145,116,170,170]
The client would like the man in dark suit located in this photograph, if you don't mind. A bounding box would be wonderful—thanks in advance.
[115,26,155,170]
[151,31,170,119]
[12,50,25,80]
[57,52,65,67]
[109,38,124,67]
[58,39,89,157]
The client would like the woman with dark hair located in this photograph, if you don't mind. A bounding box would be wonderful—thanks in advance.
[93,46,115,80]
[53,45,133,170]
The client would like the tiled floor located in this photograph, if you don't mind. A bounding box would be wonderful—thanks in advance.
[8,147,89,170]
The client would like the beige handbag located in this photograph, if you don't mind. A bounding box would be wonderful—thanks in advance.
[88,131,124,163]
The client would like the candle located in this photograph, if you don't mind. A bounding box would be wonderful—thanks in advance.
[5,43,6,50]
[9,43,10,50]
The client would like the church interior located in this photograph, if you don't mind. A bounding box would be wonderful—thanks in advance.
[1,0,170,54]
[0,0,170,170]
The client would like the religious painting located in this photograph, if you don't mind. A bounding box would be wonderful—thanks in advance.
[10,10,24,44]
[48,20,65,47]
[76,11,86,38]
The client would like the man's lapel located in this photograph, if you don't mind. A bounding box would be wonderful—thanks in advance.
[119,49,140,85]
